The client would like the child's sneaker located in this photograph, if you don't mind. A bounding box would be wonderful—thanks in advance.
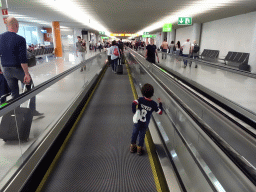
[137,146,143,156]
[130,144,137,153]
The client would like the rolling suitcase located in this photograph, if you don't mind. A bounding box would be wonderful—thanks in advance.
[116,58,123,74]
[0,107,33,142]
[0,84,34,142]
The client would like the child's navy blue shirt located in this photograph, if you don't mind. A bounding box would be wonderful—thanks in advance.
[0,31,27,67]
[132,97,162,127]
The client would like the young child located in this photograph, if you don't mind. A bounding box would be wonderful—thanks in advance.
[130,83,163,155]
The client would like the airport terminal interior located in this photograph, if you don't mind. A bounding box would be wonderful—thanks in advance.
[0,0,256,191]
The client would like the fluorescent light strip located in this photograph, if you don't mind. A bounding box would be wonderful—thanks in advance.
[39,0,111,36]
[9,13,51,25]
[137,0,235,34]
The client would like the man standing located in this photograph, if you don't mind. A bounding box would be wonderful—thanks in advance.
[161,38,168,59]
[76,36,86,72]
[0,17,42,116]
[145,39,159,64]
[181,39,191,67]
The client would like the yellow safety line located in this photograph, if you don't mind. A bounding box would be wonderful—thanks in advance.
[126,63,169,192]
[36,66,108,192]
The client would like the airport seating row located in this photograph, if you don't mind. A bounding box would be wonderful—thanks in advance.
[199,49,251,72]
[29,48,54,57]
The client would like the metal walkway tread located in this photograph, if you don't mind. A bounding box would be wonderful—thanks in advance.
[42,67,157,191]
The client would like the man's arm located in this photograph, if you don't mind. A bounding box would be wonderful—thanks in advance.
[155,50,159,63]
[21,63,31,85]
[145,49,148,58]
[19,39,31,85]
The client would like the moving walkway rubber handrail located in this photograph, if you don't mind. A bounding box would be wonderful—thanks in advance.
[0,52,104,117]
[128,48,256,186]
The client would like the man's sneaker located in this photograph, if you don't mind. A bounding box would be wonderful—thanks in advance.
[32,110,44,116]
[130,144,137,153]
[137,146,143,156]
[195,65,198,68]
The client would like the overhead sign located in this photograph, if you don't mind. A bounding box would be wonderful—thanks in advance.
[101,37,109,39]
[178,17,192,25]
[143,32,149,35]
[142,35,156,38]
[162,23,172,32]
[2,9,8,15]
[99,31,105,35]
[0,1,2,7]
[110,33,139,37]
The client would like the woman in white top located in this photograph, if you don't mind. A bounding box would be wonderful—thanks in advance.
[109,40,120,73]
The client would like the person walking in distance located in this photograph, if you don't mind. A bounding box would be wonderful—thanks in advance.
[76,36,86,72]
[109,40,120,73]
[189,40,200,68]
[0,17,43,116]
[161,38,168,59]
[145,39,159,64]
[181,39,191,67]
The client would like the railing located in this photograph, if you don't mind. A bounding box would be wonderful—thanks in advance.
[126,47,256,192]
[0,51,107,191]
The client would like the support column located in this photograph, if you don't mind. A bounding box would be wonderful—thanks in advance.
[191,23,202,45]
[36,27,44,45]
[156,32,162,49]
[52,21,63,57]
[161,32,165,43]
[249,20,256,73]
[0,1,8,34]
[167,30,176,45]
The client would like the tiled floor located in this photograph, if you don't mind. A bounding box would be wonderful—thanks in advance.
[0,50,107,183]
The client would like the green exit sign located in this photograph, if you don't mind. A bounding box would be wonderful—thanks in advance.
[142,34,156,38]
[143,32,149,35]
[99,31,105,35]
[162,24,172,32]
[0,2,2,7]
[178,17,192,25]
[101,37,109,39]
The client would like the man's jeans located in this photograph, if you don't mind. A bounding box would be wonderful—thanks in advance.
[77,52,86,69]
[2,67,36,110]
[183,54,189,66]
[111,58,119,72]
[162,49,167,59]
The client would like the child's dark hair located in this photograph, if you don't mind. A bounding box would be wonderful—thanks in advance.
[141,83,154,98]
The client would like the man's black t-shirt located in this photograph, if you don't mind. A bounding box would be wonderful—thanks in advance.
[146,44,156,63]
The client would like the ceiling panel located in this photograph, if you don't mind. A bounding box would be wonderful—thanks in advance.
[6,0,256,34]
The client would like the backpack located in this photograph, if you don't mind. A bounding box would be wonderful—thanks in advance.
[113,47,119,56]
[173,45,176,51]
[193,44,200,53]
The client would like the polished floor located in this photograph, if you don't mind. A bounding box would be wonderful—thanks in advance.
[138,49,256,115]
[0,49,106,183]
